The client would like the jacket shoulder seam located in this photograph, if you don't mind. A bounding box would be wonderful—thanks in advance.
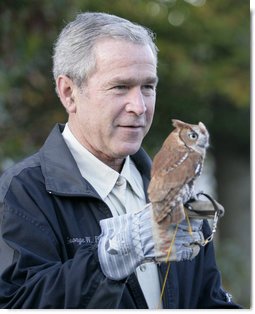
[2,204,58,246]
[0,154,40,202]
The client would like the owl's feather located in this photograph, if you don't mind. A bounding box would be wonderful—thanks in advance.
[148,119,209,224]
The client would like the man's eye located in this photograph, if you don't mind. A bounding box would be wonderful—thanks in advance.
[142,85,156,93]
[113,85,128,90]
[142,85,156,95]
[143,85,155,90]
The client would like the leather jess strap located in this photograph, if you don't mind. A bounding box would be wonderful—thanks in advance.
[184,192,225,246]
[185,192,225,220]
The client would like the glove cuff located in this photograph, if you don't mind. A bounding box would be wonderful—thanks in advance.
[98,205,155,280]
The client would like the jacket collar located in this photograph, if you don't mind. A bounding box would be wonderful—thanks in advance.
[39,124,151,199]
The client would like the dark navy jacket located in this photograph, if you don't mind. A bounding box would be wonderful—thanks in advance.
[0,124,241,309]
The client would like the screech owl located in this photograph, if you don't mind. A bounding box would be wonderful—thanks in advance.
[148,119,209,224]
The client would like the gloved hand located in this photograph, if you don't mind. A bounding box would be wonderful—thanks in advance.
[151,209,204,263]
[152,192,224,262]
[98,202,207,280]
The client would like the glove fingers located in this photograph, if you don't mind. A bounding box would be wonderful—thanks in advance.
[151,212,205,262]
[178,217,203,231]
[174,230,204,246]
[155,243,201,263]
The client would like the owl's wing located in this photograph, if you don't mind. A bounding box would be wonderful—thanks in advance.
[148,146,201,203]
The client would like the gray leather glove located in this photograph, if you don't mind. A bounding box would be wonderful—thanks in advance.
[153,192,224,262]
[98,206,154,280]
[98,201,210,280]
[151,207,204,263]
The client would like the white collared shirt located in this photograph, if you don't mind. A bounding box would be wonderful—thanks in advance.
[62,123,161,309]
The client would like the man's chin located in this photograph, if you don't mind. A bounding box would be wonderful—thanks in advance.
[115,143,141,158]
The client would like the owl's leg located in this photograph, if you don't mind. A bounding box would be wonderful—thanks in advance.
[151,213,179,255]
[168,202,185,224]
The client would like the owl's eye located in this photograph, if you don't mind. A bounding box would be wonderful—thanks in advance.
[188,131,198,140]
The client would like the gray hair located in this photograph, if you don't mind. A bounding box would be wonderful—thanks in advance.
[53,12,158,89]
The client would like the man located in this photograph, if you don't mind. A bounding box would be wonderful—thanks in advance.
[0,12,241,308]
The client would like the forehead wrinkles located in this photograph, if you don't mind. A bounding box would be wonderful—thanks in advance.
[109,75,158,86]
[94,39,156,65]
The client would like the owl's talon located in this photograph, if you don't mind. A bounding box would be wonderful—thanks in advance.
[184,203,194,211]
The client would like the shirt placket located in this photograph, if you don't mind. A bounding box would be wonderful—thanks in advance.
[114,175,127,215]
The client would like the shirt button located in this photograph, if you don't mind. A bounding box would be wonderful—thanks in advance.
[116,176,125,186]
[139,265,147,272]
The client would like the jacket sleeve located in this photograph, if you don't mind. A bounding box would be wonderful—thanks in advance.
[197,220,242,309]
[0,201,126,309]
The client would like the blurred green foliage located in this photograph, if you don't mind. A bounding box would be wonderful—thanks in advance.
[0,0,250,308]
[0,0,249,159]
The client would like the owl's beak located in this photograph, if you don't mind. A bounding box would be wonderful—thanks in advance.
[198,136,209,149]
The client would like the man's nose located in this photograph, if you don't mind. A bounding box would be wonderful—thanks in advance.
[125,87,147,115]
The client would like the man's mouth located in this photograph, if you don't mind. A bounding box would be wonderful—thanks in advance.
[118,124,144,128]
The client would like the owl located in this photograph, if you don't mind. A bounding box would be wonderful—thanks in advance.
[148,119,209,225]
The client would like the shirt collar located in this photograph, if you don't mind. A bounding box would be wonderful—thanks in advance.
[121,156,146,200]
[62,124,144,200]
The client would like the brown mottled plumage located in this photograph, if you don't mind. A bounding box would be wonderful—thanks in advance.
[148,119,209,224]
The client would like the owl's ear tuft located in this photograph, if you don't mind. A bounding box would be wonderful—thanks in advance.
[172,119,188,129]
[198,121,207,131]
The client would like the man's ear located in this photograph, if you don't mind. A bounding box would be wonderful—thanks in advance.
[56,75,77,113]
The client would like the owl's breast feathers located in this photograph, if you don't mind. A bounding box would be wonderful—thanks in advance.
[148,144,203,204]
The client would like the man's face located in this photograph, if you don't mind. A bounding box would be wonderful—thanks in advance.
[70,39,157,168]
